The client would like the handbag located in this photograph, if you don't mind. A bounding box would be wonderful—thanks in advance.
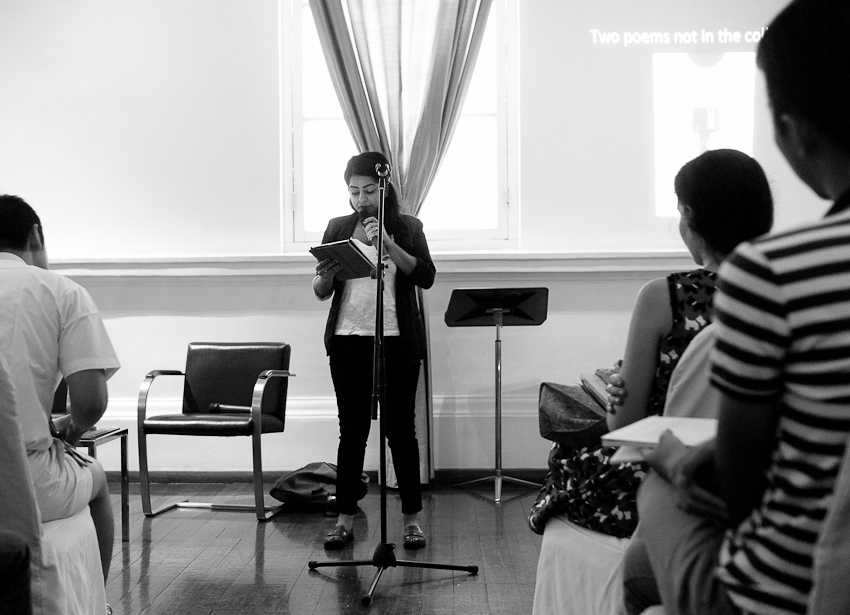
[269,462,368,512]
[538,381,609,448]
[531,378,643,539]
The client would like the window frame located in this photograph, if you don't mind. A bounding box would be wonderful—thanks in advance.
[281,0,518,253]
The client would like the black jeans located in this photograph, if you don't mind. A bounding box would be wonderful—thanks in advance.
[329,335,423,515]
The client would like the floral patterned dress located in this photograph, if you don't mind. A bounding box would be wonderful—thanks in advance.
[528,269,718,538]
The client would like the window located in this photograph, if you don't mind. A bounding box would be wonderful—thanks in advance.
[284,0,517,251]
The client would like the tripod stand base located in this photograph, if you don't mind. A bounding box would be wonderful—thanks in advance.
[454,473,542,503]
[308,542,478,606]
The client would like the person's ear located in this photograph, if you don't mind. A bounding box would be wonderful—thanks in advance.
[27,223,44,252]
[777,112,817,158]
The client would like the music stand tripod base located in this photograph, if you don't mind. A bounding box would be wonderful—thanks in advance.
[308,542,478,606]
[454,471,542,504]
[445,287,549,503]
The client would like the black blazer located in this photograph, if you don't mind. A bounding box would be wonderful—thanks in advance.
[321,212,436,362]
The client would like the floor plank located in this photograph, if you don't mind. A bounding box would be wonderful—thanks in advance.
[105,480,543,615]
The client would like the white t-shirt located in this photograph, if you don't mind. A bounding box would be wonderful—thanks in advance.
[0,253,120,452]
[333,239,401,336]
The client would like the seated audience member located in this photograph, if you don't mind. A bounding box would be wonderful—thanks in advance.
[528,148,773,540]
[532,324,724,615]
[604,148,773,434]
[530,151,773,615]
[623,1,850,613]
[0,195,121,581]
[608,321,721,423]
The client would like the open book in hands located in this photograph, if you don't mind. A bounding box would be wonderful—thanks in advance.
[602,415,718,464]
[309,239,376,281]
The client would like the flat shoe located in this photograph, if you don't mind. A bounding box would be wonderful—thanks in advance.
[324,525,354,549]
[403,525,426,550]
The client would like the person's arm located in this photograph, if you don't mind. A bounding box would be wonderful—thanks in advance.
[644,431,728,523]
[62,369,108,445]
[645,393,779,526]
[381,218,435,288]
[713,392,778,525]
[382,235,418,276]
[705,246,785,525]
[606,277,672,431]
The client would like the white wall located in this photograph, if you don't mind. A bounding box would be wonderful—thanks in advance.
[0,0,282,258]
[55,253,693,475]
[0,0,827,259]
[1,1,830,476]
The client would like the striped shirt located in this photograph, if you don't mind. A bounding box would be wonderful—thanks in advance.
[710,194,850,615]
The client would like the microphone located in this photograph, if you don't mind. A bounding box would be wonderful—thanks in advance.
[358,207,378,248]
[375,163,391,178]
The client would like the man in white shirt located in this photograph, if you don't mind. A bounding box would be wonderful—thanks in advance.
[0,194,121,581]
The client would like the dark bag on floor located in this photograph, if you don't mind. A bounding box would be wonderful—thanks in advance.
[538,382,608,448]
[270,462,368,512]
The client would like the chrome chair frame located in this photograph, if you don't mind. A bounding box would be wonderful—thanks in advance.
[138,367,293,521]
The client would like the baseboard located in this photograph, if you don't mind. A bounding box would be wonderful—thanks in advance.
[107,468,547,485]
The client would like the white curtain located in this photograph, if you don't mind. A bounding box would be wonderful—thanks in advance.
[309,0,492,483]
[308,0,492,215]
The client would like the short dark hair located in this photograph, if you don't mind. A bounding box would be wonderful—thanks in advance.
[674,149,773,257]
[757,0,850,154]
[0,195,42,251]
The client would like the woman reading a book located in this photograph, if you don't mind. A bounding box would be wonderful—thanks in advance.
[529,149,774,540]
[312,151,436,550]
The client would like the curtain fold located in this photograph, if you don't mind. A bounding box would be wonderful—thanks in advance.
[309,0,492,484]
[309,0,492,214]
[307,0,383,152]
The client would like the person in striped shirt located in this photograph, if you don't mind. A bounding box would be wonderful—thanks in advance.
[622,1,850,614]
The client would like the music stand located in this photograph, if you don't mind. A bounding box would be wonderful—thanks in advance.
[445,287,549,502]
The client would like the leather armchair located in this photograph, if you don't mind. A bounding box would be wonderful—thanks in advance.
[137,342,293,521]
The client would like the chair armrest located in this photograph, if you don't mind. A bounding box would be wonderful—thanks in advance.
[145,370,184,378]
[138,370,185,423]
[251,370,295,431]
[260,370,295,379]
[252,370,295,406]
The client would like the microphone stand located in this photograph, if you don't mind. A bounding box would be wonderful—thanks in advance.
[308,163,478,606]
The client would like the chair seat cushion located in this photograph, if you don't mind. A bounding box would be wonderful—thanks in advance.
[532,515,629,615]
[143,413,284,436]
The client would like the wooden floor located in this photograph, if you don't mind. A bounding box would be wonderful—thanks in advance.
[105,480,543,615]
